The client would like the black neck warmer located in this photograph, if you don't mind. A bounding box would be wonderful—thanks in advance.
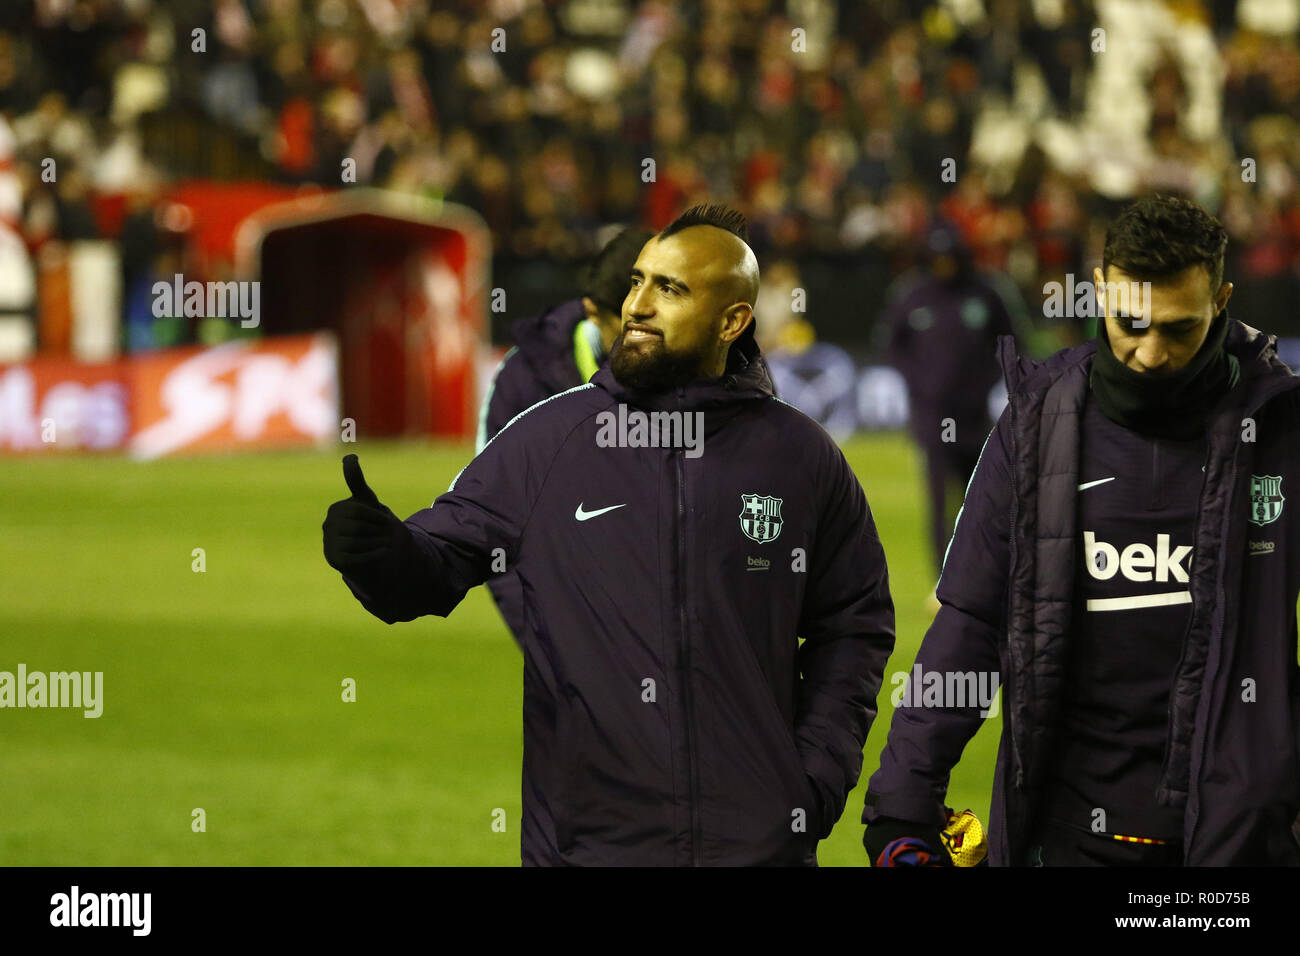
[1089,309,1240,440]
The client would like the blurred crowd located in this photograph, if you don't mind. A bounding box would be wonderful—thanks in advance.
[2,0,1300,350]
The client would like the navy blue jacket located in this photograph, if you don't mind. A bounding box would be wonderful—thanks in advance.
[864,319,1300,865]
[341,330,896,865]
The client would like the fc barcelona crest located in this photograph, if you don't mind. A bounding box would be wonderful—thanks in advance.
[1249,475,1285,526]
[740,494,783,543]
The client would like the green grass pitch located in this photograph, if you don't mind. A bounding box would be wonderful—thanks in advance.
[0,434,1001,865]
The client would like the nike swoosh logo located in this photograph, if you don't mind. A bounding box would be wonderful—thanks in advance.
[1077,477,1117,491]
[575,503,627,521]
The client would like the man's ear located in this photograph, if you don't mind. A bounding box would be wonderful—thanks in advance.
[1214,280,1234,316]
[581,296,600,321]
[719,303,754,345]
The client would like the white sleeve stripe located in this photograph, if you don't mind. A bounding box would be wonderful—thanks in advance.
[447,382,598,496]
[475,346,518,455]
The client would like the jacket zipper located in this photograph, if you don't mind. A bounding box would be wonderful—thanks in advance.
[1156,440,1207,793]
[674,389,702,865]
[1005,398,1025,794]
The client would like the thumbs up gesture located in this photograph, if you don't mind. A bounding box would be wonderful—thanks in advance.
[323,454,413,574]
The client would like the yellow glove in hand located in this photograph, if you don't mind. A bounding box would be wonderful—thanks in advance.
[940,807,987,867]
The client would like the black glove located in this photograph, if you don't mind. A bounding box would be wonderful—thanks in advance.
[323,454,416,575]
[863,816,949,866]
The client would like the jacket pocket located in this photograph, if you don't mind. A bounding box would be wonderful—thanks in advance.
[751,672,824,840]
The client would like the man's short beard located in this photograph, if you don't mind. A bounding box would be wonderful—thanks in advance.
[609,334,708,392]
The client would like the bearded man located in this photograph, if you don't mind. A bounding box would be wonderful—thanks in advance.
[323,203,896,865]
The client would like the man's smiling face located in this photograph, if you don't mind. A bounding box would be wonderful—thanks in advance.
[610,226,756,391]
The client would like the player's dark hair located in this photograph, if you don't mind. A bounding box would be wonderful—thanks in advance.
[1103,194,1228,292]
[581,227,655,315]
[659,202,749,243]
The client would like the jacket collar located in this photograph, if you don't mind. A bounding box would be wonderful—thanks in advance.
[590,324,775,413]
[998,319,1297,405]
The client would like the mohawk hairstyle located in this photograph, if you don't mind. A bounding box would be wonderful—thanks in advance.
[1103,194,1228,292]
[659,202,749,244]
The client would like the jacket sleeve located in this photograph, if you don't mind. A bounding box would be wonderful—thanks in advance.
[341,416,555,624]
[794,442,896,839]
[862,409,1013,828]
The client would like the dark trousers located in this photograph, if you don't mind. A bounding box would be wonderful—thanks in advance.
[912,416,984,575]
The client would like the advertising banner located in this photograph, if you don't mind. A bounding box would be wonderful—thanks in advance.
[129,333,338,459]
[0,356,129,452]
[0,333,338,457]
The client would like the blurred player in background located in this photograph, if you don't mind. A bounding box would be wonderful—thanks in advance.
[883,218,1025,584]
[478,227,655,448]
[755,259,857,442]
[324,203,895,866]
[863,194,1300,866]
[477,226,653,646]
